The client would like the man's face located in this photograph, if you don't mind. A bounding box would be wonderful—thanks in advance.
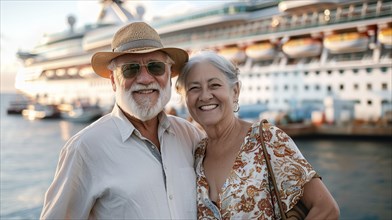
[111,52,172,121]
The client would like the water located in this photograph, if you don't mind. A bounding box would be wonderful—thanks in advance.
[1,93,391,219]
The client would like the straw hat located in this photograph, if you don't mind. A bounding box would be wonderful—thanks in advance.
[91,21,188,78]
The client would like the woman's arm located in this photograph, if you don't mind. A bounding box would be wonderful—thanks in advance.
[301,178,340,220]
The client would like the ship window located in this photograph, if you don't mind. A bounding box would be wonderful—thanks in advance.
[381,67,388,73]
[266,86,270,91]
[352,69,358,73]
[340,69,345,74]
[304,85,309,90]
[327,85,332,92]
[366,68,372,73]
[304,71,309,76]
[315,71,320,75]
[354,100,360,104]
[367,83,372,90]
[284,85,289,90]
[68,68,78,76]
[257,86,261,91]
[340,84,344,90]
[382,83,388,90]
[327,70,332,75]
[315,85,320,90]
[381,100,389,105]
[354,84,359,90]
[367,100,372,105]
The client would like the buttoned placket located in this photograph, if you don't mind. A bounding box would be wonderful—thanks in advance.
[134,127,177,218]
[157,127,177,219]
[143,140,167,189]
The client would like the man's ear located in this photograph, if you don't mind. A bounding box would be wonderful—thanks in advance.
[110,72,116,91]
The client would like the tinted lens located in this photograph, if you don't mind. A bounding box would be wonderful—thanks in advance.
[121,63,140,78]
[121,62,166,78]
[147,62,166,76]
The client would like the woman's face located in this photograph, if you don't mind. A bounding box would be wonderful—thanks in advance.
[185,62,238,128]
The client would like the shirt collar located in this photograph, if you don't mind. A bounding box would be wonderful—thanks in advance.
[111,104,174,142]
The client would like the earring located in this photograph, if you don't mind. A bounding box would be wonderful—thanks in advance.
[233,100,240,113]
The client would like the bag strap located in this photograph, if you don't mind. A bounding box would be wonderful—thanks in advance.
[259,120,287,220]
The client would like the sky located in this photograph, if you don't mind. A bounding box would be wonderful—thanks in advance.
[0,0,225,92]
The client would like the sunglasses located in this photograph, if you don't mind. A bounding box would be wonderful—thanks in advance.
[120,61,169,78]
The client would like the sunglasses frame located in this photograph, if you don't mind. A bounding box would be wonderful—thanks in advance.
[119,61,170,79]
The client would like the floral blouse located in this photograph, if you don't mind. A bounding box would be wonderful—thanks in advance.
[195,121,318,219]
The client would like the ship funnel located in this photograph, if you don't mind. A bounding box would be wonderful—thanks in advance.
[136,5,145,20]
[97,0,136,24]
[67,15,76,33]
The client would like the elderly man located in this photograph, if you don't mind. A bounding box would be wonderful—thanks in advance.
[40,22,204,219]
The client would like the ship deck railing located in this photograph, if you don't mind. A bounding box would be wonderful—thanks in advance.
[162,0,392,48]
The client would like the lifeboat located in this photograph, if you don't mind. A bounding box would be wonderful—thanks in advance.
[218,47,247,63]
[282,38,322,58]
[378,28,392,46]
[324,32,369,53]
[245,42,277,60]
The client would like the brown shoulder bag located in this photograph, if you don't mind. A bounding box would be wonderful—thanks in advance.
[259,120,309,220]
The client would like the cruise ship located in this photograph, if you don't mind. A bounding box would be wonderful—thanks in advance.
[15,0,392,123]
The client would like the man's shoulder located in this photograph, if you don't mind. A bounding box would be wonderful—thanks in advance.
[65,114,115,145]
[167,115,194,128]
[167,115,203,135]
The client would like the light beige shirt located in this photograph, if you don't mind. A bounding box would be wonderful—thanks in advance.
[41,105,204,219]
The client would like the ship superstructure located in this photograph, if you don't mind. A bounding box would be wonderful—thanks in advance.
[15,0,392,122]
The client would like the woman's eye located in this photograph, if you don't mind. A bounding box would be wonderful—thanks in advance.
[188,86,199,91]
[211,84,221,88]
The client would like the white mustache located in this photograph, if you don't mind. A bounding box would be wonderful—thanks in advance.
[130,83,160,92]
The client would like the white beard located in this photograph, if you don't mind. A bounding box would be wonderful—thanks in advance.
[115,79,171,121]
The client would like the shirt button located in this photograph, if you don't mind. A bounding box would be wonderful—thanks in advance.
[169,195,173,200]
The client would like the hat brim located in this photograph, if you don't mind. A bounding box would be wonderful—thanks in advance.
[91,48,188,78]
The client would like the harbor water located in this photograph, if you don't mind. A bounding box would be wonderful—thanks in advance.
[1,93,391,219]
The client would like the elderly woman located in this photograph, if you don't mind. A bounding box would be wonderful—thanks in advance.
[176,51,339,219]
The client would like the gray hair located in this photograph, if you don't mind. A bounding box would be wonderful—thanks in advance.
[176,51,240,95]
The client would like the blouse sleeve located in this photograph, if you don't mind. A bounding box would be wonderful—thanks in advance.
[261,123,317,212]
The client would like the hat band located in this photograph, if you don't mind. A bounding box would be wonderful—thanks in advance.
[113,39,164,52]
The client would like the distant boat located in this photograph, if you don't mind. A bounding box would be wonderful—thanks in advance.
[245,42,277,60]
[218,46,247,64]
[6,100,30,115]
[282,38,322,58]
[22,103,60,120]
[378,27,392,46]
[324,32,369,53]
[59,103,103,123]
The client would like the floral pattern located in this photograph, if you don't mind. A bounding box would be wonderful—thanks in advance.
[195,121,317,219]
